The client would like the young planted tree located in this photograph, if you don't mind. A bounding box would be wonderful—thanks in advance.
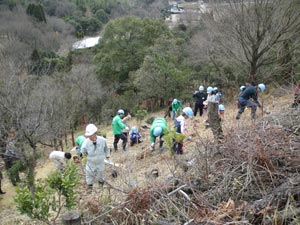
[15,162,80,225]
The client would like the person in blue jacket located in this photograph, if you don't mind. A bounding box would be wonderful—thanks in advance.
[236,83,265,120]
[129,127,142,146]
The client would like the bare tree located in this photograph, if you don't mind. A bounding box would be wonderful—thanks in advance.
[202,0,300,82]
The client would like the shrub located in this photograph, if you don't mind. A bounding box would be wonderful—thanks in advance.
[15,162,80,224]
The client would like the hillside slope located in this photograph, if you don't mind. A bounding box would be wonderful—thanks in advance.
[0,90,298,225]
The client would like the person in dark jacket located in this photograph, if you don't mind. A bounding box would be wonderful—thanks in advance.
[193,85,207,117]
[236,83,265,120]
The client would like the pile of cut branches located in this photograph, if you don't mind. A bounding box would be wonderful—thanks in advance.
[80,108,300,225]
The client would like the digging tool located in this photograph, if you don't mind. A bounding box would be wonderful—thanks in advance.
[104,159,120,168]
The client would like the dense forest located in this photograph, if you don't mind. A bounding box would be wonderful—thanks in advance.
[0,0,300,224]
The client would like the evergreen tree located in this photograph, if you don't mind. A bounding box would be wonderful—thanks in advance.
[26,3,46,23]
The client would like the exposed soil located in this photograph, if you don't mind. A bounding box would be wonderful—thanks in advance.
[0,91,298,225]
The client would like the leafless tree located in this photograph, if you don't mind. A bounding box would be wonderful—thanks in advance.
[202,0,300,82]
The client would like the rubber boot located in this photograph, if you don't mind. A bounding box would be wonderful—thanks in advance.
[98,181,104,188]
[236,112,242,120]
[86,184,93,193]
[251,109,256,120]
[159,140,164,151]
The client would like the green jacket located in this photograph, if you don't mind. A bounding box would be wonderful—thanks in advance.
[172,100,182,112]
[75,135,86,149]
[75,135,86,155]
[112,115,126,135]
[150,118,168,143]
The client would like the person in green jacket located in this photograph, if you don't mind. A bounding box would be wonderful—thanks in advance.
[150,118,168,151]
[75,135,86,156]
[112,109,129,151]
[171,99,182,120]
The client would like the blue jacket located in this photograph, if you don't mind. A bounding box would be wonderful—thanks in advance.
[130,132,141,142]
[239,86,258,102]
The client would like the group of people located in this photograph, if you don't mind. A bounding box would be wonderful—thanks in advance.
[47,82,267,192]
[193,85,225,122]
[49,110,144,191]
[112,109,142,152]
[192,82,267,121]
[50,123,111,191]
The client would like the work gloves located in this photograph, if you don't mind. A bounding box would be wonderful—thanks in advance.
[150,143,155,151]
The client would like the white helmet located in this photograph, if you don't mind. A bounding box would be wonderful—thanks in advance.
[172,99,178,104]
[118,109,125,115]
[131,127,137,133]
[153,127,162,137]
[218,104,225,111]
[258,83,265,92]
[85,124,98,136]
[207,86,213,94]
[199,85,204,91]
[240,85,246,91]
[182,107,193,118]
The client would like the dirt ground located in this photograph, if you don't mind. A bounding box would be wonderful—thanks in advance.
[0,90,295,224]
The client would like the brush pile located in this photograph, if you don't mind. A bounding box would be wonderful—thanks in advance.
[80,108,300,225]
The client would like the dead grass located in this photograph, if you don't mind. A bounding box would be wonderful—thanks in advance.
[0,89,298,224]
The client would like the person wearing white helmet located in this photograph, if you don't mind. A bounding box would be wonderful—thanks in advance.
[218,104,225,121]
[214,87,222,103]
[236,83,265,120]
[112,109,129,151]
[174,107,193,154]
[237,85,246,109]
[240,85,246,92]
[74,135,86,156]
[150,118,168,151]
[171,98,182,120]
[129,126,142,146]
[204,86,220,128]
[206,86,217,103]
[193,85,207,117]
[81,123,110,191]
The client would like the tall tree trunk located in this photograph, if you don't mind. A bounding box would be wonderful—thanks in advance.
[207,102,223,142]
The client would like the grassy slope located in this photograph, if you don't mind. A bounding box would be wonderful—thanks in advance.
[0,88,295,224]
